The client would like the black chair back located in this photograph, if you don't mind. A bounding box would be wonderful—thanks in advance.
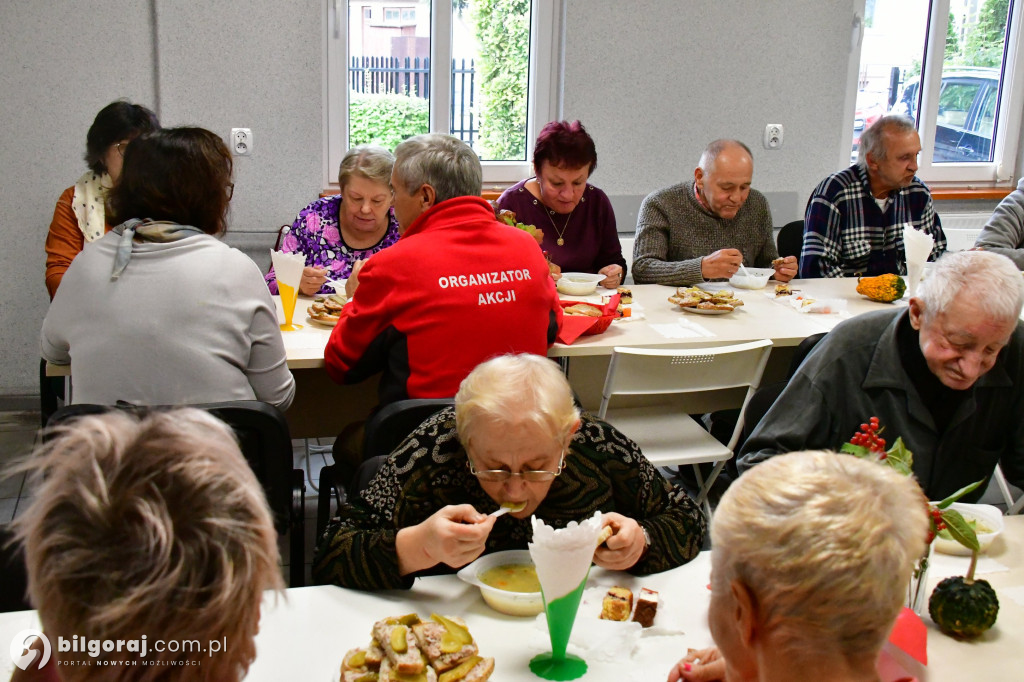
[776,220,805,259]
[362,398,456,461]
[316,398,454,540]
[46,400,305,587]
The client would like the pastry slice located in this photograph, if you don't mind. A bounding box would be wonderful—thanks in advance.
[600,586,633,621]
[631,587,659,628]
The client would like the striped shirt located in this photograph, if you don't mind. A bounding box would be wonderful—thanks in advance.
[800,164,945,278]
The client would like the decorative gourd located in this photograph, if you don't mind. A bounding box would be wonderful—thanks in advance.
[928,549,999,639]
[856,273,906,302]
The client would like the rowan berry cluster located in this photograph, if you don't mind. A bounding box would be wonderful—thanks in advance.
[926,505,948,544]
[849,416,886,455]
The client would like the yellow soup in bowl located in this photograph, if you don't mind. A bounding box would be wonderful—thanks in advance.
[479,564,541,593]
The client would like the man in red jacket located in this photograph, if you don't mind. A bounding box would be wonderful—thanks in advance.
[325,133,562,406]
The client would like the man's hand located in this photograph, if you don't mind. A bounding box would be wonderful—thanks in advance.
[299,266,329,296]
[667,647,725,682]
[593,512,647,570]
[700,249,743,280]
[598,264,624,289]
[345,259,366,298]
[395,505,496,576]
[772,255,798,282]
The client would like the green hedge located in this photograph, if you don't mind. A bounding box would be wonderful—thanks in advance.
[349,92,429,150]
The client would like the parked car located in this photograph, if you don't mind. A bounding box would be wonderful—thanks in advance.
[890,67,999,162]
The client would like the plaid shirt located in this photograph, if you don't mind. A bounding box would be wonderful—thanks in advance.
[799,164,945,278]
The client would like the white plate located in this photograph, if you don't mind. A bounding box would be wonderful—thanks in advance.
[557,272,604,296]
[933,502,1004,555]
[677,306,735,315]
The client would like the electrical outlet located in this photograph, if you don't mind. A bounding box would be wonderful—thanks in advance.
[231,128,253,156]
[763,124,783,150]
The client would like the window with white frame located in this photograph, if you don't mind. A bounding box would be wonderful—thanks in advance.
[849,0,1023,184]
[325,0,560,186]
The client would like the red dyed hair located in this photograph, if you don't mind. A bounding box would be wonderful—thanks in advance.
[532,120,597,175]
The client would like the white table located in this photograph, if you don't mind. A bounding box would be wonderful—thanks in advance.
[4,517,1021,680]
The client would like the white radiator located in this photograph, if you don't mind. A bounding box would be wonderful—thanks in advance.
[938,212,990,251]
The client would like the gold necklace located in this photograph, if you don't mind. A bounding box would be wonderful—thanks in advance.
[544,206,575,246]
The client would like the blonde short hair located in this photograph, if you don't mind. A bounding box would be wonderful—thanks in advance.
[455,354,580,449]
[11,409,283,682]
[711,451,928,662]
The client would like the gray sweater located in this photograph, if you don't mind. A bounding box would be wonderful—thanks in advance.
[974,177,1024,268]
[632,180,777,286]
[41,231,295,409]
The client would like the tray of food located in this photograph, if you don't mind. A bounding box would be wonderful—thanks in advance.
[339,612,494,682]
[668,286,744,314]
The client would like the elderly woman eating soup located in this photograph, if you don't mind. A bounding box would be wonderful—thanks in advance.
[496,120,626,288]
[266,144,399,296]
[668,450,928,682]
[313,353,706,590]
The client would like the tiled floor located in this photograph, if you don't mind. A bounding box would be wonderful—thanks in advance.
[0,410,332,591]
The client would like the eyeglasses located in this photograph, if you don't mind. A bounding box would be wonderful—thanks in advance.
[467,452,565,483]
[226,183,234,200]
[114,141,130,157]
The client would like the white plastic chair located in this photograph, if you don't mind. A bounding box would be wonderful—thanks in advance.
[994,464,1024,515]
[597,340,773,518]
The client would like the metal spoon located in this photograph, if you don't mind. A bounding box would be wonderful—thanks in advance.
[490,502,526,517]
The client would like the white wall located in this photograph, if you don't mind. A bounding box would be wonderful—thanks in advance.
[0,0,322,403]
[565,0,856,229]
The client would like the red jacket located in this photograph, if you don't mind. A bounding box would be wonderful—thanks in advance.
[325,196,562,404]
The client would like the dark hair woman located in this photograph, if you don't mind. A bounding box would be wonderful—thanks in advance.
[496,120,626,288]
[41,127,295,411]
[45,100,160,299]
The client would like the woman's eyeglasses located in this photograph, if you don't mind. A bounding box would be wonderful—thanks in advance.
[467,452,565,483]
[115,142,129,157]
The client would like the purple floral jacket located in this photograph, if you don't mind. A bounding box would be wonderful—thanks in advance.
[266,195,400,295]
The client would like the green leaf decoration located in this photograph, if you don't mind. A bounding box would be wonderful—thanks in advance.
[883,437,914,476]
[840,443,870,456]
[941,508,980,552]
[934,479,985,509]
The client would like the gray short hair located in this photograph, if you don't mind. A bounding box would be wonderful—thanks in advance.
[10,409,282,681]
[393,133,482,203]
[455,354,580,450]
[698,139,753,175]
[858,114,917,167]
[916,249,1024,324]
[338,144,395,190]
[712,450,928,662]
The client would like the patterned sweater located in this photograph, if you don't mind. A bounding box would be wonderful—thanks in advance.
[313,408,707,590]
[632,180,777,286]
